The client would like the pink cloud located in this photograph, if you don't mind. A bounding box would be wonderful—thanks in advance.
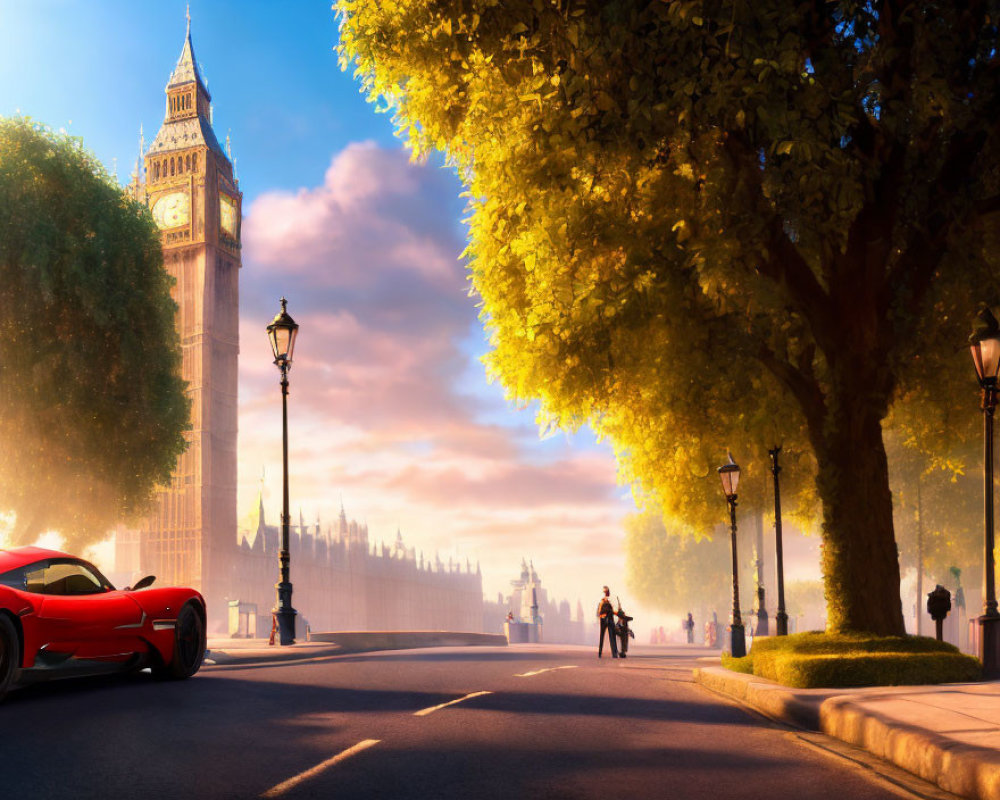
[380,456,619,508]
[237,143,633,608]
[244,142,461,286]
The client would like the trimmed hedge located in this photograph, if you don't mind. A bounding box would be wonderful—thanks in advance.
[721,631,982,688]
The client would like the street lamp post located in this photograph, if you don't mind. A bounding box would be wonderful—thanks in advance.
[718,454,746,658]
[970,305,1000,678]
[268,297,300,646]
[768,446,789,636]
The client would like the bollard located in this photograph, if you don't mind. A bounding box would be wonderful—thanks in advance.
[927,585,952,642]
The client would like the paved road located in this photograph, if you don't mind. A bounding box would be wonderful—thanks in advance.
[0,643,935,799]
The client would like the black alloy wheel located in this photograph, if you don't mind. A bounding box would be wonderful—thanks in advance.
[155,602,205,680]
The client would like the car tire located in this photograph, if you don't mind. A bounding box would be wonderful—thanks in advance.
[154,602,205,680]
[0,614,19,702]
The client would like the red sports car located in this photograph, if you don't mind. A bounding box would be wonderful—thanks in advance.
[0,546,206,701]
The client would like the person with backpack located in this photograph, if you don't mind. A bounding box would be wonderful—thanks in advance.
[597,585,619,658]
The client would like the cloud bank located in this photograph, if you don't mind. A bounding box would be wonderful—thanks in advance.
[238,142,630,607]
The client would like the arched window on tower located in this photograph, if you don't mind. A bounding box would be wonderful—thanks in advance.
[178,157,184,175]
[192,153,198,172]
[185,154,191,171]
[170,157,175,176]
[153,162,160,181]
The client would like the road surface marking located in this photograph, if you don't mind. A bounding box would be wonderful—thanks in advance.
[414,691,492,716]
[515,665,579,677]
[260,739,380,798]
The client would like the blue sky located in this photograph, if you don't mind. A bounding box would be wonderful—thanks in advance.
[0,1,647,615]
[1,1,395,197]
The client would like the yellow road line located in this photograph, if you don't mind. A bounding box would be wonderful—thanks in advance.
[413,690,492,717]
[515,665,580,678]
[260,739,380,798]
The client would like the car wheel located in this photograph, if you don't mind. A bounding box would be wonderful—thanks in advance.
[154,602,205,680]
[0,614,19,702]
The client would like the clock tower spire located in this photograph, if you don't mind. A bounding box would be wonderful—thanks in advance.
[127,11,242,627]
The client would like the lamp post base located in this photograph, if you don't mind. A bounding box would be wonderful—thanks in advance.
[274,578,297,646]
[775,610,789,636]
[730,622,746,658]
[274,606,297,646]
[979,614,1000,679]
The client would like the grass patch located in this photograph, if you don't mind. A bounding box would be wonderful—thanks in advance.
[720,631,982,688]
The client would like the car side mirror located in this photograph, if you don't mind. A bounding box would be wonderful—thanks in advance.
[129,575,156,591]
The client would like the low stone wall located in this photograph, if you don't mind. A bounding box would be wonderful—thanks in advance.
[309,630,507,652]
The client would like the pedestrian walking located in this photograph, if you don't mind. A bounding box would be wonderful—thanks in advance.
[596,585,619,658]
[683,612,695,644]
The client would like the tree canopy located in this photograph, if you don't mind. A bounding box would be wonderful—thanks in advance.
[338,0,1000,634]
[624,511,743,621]
[0,117,188,549]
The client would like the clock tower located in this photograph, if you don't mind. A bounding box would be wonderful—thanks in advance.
[124,15,241,624]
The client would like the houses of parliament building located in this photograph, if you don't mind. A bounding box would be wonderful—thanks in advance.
[114,15,483,634]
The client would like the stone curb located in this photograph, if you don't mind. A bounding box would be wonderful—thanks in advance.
[204,631,508,667]
[692,666,822,730]
[821,695,1000,800]
[693,666,1000,800]
[309,630,508,651]
[204,642,342,666]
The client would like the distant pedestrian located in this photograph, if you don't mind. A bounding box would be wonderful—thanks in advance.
[683,612,695,644]
[596,585,618,658]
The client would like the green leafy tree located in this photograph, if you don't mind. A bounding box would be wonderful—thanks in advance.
[624,511,735,623]
[0,117,188,548]
[339,0,1000,634]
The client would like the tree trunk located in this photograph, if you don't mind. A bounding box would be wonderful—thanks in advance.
[812,381,906,636]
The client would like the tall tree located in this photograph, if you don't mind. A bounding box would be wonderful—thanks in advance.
[624,511,746,624]
[338,0,1000,634]
[0,117,188,549]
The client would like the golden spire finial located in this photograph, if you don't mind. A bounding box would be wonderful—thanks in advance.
[186,4,191,31]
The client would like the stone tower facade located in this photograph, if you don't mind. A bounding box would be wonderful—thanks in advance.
[120,18,241,624]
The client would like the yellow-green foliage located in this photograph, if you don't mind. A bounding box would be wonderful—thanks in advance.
[722,632,981,688]
[338,0,1000,634]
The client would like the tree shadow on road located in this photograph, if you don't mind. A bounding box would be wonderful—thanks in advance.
[0,670,884,800]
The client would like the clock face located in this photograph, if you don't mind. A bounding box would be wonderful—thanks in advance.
[219,192,238,238]
[151,191,190,230]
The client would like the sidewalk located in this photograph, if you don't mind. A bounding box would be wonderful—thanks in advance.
[694,665,1000,800]
[205,638,341,666]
